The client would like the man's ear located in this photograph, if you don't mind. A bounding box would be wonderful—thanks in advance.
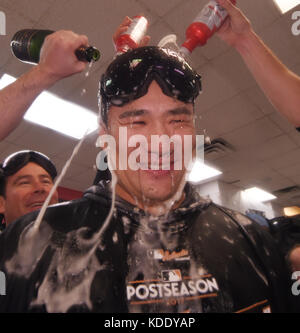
[0,196,6,215]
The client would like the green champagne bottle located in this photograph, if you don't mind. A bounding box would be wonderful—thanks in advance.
[10,29,101,64]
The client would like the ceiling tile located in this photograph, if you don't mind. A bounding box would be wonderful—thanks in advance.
[2,0,56,23]
[238,0,280,32]
[290,174,300,185]
[10,122,77,157]
[264,147,300,170]
[0,6,38,70]
[199,93,264,137]
[137,0,184,18]
[277,163,300,178]
[3,119,31,143]
[268,112,296,134]
[208,49,257,92]
[221,117,283,149]
[288,130,300,148]
[0,141,21,161]
[195,62,240,112]
[244,86,276,116]
[247,134,298,161]
[259,14,300,67]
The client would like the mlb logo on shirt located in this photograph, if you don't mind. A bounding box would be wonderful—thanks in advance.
[162,270,182,282]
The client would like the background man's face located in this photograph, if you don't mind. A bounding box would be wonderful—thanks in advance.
[106,81,196,211]
[0,162,58,225]
[289,246,300,273]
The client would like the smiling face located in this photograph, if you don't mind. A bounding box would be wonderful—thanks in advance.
[104,81,196,214]
[0,162,58,225]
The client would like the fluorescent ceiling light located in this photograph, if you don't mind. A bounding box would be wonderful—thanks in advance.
[243,187,277,203]
[283,206,300,216]
[187,160,222,183]
[0,74,98,140]
[0,73,16,88]
[273,0,300,14]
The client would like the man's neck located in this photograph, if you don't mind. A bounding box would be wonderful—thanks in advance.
[115,183,186,217]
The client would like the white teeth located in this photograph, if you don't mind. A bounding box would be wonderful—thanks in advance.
[31,203,43,207]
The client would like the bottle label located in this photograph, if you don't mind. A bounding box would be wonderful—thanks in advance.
[193,1,228,31]
[11,29,53,64]
[11,29,38,62]
[122,16,148,44]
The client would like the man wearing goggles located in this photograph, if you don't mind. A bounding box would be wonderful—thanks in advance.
[98,46,202,214]
[0,150,58,230]
[0,44,292,313]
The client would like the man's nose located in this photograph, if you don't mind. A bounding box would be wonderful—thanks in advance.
[32,180,47,193]
[149,120,169,136]
[146,121,171,149]
[146,121,176,158]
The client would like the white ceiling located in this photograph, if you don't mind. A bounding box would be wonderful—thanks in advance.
[0,0,300,212]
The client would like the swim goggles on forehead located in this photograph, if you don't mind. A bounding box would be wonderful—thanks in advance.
[99,46,202,123]
[0,150,57,179]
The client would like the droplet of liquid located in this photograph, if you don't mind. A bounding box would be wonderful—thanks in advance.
[85,61,94,78]
[205,136,211,145]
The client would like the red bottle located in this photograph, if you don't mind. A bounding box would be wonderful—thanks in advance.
[181,0,237,54]
[115,15,148,54]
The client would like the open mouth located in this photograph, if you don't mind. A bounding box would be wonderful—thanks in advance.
[140,159,176,171]
[143,169,172,177]
[139,152,179,170]
[27,202,44,211]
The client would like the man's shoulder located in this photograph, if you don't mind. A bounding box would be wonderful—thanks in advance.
[206,203,259,228]
[0,195,109,243]
[205,203,275,248]
[0,196,112,264]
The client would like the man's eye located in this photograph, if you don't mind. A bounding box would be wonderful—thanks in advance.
[18,181,30,186]
[131,121,146,125]
[171,119,185,123]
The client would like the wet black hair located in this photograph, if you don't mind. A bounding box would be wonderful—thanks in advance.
[98,46,202,126]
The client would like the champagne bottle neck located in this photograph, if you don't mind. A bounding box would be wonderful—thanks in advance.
[75,46,101,62]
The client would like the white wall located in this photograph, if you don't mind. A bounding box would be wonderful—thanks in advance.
[194,179,282,219]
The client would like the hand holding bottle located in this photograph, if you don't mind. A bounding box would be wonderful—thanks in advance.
[113,16,150,53]
[216,0,300,129]
[0,30,99,141]
[215,0,252,48]
[37,30,91,84]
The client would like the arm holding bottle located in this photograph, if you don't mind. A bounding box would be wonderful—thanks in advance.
[216,0,300,128]
[0,19,149,142]
[112,16,151,49]
[0,30,89,141]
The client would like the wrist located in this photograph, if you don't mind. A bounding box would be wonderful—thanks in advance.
[32,64,61,88]
[233,28,261,56]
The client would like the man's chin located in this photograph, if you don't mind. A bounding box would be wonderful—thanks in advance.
[139,185,184,206]
[115,169,186,209]
[26,205,43,214]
